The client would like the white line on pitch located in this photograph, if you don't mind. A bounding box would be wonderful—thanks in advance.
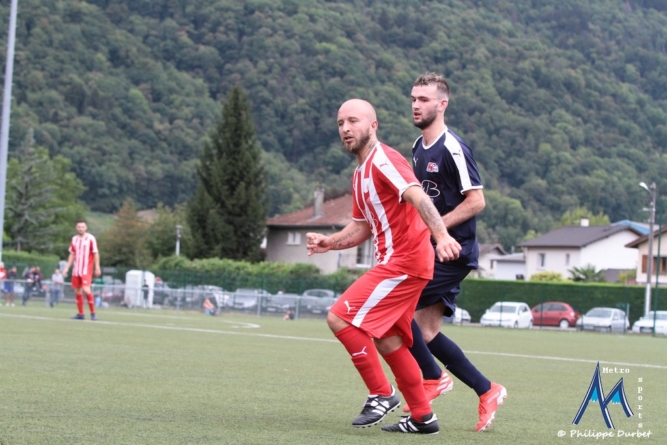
[98,310,261,328]
[2,313,666,370]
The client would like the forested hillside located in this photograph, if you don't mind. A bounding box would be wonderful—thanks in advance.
[2,0,667,249]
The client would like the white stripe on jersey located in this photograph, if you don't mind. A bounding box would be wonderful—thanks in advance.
[443,129,475,193]
[373,145,414,202]
[352,274,408,328]
[366,165,394,264]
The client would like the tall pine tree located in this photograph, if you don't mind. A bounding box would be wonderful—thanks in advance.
[188,86,267,261]
[6,129,61,252]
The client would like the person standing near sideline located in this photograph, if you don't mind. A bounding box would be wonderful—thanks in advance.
[0,262,6,305]
[50,268,65,308]
[4,266,17,306]
[403,72,507,432]
[63,220,101,320]
[307,99,461,435]
[22,266,34,305]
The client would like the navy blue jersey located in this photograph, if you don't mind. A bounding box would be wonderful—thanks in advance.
[412,127,483,269]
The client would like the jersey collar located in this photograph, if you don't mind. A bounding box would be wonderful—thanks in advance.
[422,126,448,150]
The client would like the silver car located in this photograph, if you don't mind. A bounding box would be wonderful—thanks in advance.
[576,307,629,332]
[301,289,338,315]
[227,288,272,311]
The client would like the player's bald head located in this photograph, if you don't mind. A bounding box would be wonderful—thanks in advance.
[338,99,377,124]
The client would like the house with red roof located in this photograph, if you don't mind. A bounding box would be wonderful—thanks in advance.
[265,189,375,274]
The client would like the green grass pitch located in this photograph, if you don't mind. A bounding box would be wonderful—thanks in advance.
[1,305,665,444]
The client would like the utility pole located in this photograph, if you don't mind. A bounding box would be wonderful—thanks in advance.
[175,225,182,256]
[0,0,19,262]
[639,181,657,317]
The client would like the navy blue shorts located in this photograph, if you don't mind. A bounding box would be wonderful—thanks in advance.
[416,261,471,317]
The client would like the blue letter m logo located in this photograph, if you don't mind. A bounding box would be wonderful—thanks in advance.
[572,362,634,429]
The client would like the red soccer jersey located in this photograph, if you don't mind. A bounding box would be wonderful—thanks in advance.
[352,142,435,280]
[69,233,98,277]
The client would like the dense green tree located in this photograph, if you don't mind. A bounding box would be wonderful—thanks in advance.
[558,207,611,227]
[144,203,193,260]
[5,130,58,252]
[97,200,150,268]
[5,129,85,254]
[188,86,267,261]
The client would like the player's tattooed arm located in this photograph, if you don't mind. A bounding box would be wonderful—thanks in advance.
[416,196,447,235]
[332,225,363,249]
[331,221,372,250]
[307,221,371,255]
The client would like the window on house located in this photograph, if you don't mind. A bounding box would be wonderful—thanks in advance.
[644,255,667,275]
[539,253,546,268]
[565,253,570,266]
[286,232,301,245]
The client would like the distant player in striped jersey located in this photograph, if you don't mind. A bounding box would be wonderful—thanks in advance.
[403,72,507,431]
[63,220,101,320]
[306,99,461,435]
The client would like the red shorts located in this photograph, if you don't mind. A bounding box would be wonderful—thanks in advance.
[330,265,429,347]
[71,275,92,288]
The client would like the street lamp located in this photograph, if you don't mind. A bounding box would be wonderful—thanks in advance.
[639,181,657,317]
[175,225,182,256]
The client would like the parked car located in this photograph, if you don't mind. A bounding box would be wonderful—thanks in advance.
[631,311,667,335]
[167,285,230,309]
[152,280,173,305]
[99,278,124,305]
[480,301,533,329]
[443,307,472,324]
[266,293,301,313]
[301,288,338,314]
[531,301,581,328]
[227,288,272,311]
[197,285,230,308]
[576,307,629,332]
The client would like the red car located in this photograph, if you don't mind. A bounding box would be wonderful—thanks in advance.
[531,302,581,328]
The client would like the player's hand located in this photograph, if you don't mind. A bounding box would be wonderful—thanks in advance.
[434,233,462,262]
[94,267,101,277]
[306,232,333,256]
[62,269,68,278]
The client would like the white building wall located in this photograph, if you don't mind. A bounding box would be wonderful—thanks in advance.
[265,228,371,274]
[580,232,639,270]
[492,261,526,280]
[634,238,667,285]
[525,247,580,279]
[524,231,640,279]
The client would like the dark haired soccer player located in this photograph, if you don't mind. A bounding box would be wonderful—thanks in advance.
[307,99,461,435]
[63,220,101,320]
[404,72,507,432]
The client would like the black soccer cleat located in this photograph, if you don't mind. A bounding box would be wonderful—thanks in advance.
[71,314,85,320]
[351,386,400,428]
[381,412,440,435]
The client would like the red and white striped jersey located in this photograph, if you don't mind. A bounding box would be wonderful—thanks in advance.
[352,142,434,280]
[69,233,98,277]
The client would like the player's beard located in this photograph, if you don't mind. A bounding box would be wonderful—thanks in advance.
[413,107,438,129]
[343,130,371,155]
